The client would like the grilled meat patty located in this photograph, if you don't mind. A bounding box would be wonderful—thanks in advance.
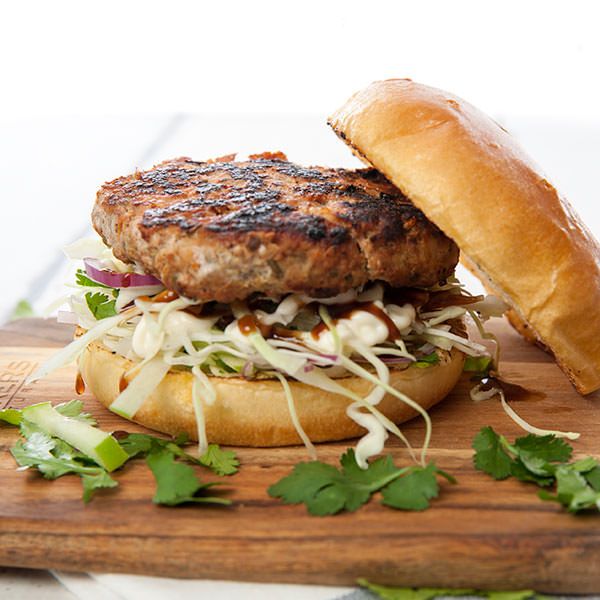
[93,153,459,302]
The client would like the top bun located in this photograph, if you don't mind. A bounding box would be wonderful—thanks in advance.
[329,78,600,394]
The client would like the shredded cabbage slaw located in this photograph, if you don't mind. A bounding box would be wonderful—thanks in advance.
[29,236,575,468]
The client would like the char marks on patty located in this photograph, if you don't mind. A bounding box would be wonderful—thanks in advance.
[92,153,459,302]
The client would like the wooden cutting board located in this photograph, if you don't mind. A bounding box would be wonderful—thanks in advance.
[1,318,599,593]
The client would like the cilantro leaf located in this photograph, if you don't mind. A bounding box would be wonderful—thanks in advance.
[512,434,572,476]
[8,404,238,506]
[358,579,476,600]
[571,456,598,473]
[486,593,541,600]
[381,463,442,511]
[510,459,554,487]
[414,351,440,368]
[15,429,55,462]
[339,449,400,490]
[358,579,539,600]
[81,471,119,503]
[76,269,112,289]
[318,451,401,514]
[269,449,405,516]
[268,461,340,507]
[118,432,157,458]
[85,292,117,320]
[146,449,230,506]
[268,449,406,516]
[474,427,600,514]
[118,432,239,476]
[584,465,600,491]
[10,426,116,502]
[539,465,600,513]
[199,443,239,475]
[117,433,236,505]
[269,449,450,515]
[119,432,197,463]
[472,426,513,479]
[55,400,96,425]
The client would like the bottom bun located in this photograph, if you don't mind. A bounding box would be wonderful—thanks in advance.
[80,340,465,446]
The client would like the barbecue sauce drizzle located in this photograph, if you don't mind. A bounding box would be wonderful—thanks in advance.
[480,375,546,402]
[75,372,85,395]
[119,373,129,392]
[238,314,272,337]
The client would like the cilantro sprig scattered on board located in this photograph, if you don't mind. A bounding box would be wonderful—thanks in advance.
[1,404,237,506]
[118,432,238,505]
[118,432,239,476]
[268,449,455,515]
[3,401,118,502]
[359,578,546,600]
[473,426,600,513]
[146,448,230,506]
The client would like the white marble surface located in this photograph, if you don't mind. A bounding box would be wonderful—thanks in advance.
[62,572,354,600]
[0,568,75,599]
[0,569,357,600]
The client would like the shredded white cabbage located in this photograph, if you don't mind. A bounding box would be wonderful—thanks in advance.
[274,371,317,460]
[26,307,139,384]
[471,384,580,440]
[36,237,521,469]
[191,365,215,454]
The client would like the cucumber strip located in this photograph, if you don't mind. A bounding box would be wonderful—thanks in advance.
[109,356,171,419]
[22,402,128,472]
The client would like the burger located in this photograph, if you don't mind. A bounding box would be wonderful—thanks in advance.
[30,79,600,468]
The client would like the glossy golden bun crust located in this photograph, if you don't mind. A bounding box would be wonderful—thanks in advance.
[329,78,600,394]
[80,339,465,446]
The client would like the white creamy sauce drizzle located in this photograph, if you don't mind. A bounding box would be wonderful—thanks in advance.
[224,320,256,354]
[255,295,304,326]
[133,309,219,359]
[347,404,389,467]
[386,303,415,332]
[305,309,389,354]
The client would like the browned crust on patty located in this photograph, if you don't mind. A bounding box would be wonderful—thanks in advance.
[92,154,459,302]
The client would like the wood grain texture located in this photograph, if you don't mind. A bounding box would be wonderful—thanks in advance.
[1,318,599,593]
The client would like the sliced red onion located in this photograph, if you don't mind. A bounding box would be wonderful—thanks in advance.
[242,361,255,379]
[84,258,163,289]
[418,343,435,355]
[303,363,315,373]
[318,353,338,362]
[354,355,413,365]
[306,354,338,367]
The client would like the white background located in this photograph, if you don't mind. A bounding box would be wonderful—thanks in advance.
[2,0,600,121]
[1,2,599,595]
[1,0,600,322]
